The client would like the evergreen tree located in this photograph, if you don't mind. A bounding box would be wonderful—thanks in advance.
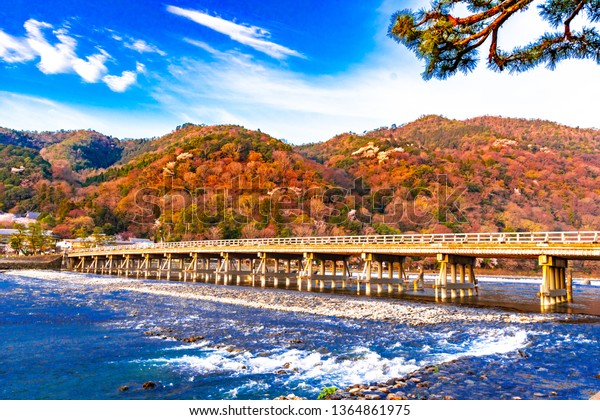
[27,222,52,254]
[9,224,27,255]
[9,223,54,254]
[388,0,600,79]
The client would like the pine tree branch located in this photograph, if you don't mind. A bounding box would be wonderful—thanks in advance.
[489,27,500,63]
[452,0,528,26]
[564,0,587,39]
[389,0,600,78]
[490,27,600,72]
[458,0,530,48]
[416,0,530,28]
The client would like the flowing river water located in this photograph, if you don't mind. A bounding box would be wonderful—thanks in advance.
[0,270,598,400]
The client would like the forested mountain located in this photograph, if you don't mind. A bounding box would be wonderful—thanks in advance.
[299,116,600,234]
[0,127,127,171]
[0,144,52,212]
[77,124,331,240]
[39,130,124,171]
[0,128,130,214]
[0,116,599,241]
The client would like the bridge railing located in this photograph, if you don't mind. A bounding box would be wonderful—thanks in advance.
[67,231,600,255]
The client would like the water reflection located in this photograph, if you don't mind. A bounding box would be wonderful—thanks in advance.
[260,274,600,316]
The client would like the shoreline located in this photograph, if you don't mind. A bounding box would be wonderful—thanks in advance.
[324,356,600,401]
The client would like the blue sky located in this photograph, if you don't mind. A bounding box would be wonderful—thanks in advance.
[0,0,598,143]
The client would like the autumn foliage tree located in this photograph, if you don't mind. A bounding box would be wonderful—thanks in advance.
[388,0,600,79]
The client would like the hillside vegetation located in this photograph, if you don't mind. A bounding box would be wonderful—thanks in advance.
[299,116,600,234]
[0,116,598,242]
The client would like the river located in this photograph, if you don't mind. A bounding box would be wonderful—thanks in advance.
[0,270,598,400]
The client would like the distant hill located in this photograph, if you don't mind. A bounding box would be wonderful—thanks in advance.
[0,144,51,212]
[39,130,125,171]
[0,127,133,213]
[0,127,72,150]
[298,115,600,164]
[73,124,332,240]
[0,116,599,242]
[298,115,600,234]
[0,128,127,172]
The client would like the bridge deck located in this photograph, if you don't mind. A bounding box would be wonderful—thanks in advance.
[67,231,600,260]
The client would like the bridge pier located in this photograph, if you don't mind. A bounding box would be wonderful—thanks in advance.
[539,256,569,307]
[74,256,84,272]
[413,266,425,291]
[247,253,266,287]
[258,253,267,287]
[242,253,305,289]
[567,268,573,303]
[88,256,98,274]
[318,259,325,291]
[165,255,172,281]
[156,255,166,280]
[299,252,314,291]
[89,256,96,273]
[436,254,477,301]
[99,256,106,275]
[359,254,406,296]
[285,259,292,287]
[137,254,148,279]
[119,255,132,277]
[274,259,280,287]
[299,253,352,292]
[362,255,372,295]
[216,253,229,284]
[192,253,198,282]
[212,253,276,287]
[181,253,198,282]
[331,259,350,290]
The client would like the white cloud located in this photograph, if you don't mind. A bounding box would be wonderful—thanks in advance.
[0,19,146,92]
[149,0,599,143]
[73,50,110,83]
[124,39,166,56]
[166,5,304,60]
[23,20,78,74]
[0,29,35,63]
[2,0,597,141]
[184,38,222,56]
[102,70,138,92]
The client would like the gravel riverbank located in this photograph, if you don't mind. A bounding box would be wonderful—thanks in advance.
[11,269,574,326]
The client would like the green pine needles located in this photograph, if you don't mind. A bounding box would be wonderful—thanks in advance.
[388,0,600,79]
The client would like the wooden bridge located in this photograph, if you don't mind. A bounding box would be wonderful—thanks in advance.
[65,231,600,308]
